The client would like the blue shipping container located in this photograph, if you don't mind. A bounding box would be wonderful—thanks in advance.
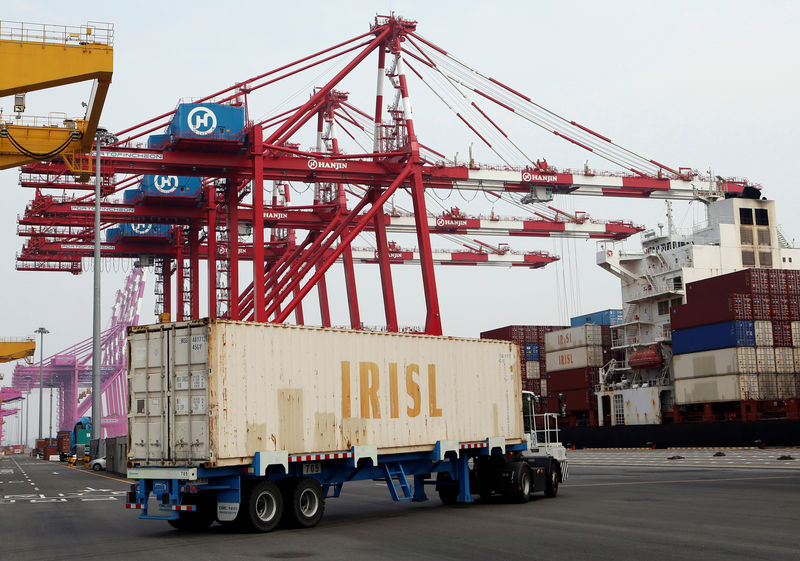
[672,320,755,355]
[523,342,540,361]
[147,134,168,149]
[570,309,623,327]
[108,223,172,243]
[140,175,203,200]
[122,188,141,204]
[167,103,246,141]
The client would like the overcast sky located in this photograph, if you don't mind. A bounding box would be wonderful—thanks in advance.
[2,1,799,443]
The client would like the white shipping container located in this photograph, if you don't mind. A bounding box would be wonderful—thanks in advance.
[672,348,741,380]
[774,348,795,374]
[128,320,524,468]
[758,373,778,400]
[525,360,540,379]
[756,346,776,373]
[545,324,604,352]
[754,320,773,347]
[739,373,759,400]
[545,346,604,372]
[540,379,547,396]
[793,348,800,372]
[776,374,798,399]
[736,347,758,374]
[674,375,742,404]
[792,322,800,348]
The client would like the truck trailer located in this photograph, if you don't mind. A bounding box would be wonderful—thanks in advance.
[125,320,567,532]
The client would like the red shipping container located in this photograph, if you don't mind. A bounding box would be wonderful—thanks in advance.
[772,321,793,347]
[789,298,800,321]
[768,270,787,294]
[555,388,593,412]
[771,297,790,320]
[785,271,800,294]
[670,293,753,330]
[548,367,599,392]
[685,269,771,303]
[751,296,772,320]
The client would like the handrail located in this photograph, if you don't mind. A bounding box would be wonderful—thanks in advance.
[0,20,113,46]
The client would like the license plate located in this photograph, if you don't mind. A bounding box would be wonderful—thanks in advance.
[302,463,321,475]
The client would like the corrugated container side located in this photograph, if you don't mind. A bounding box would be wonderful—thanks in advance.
[772,321,793,347]
[524,379,542,395]
[774,347,795,373]
[754,321,774,346]
[130,321,523,467]
[523,343,540,361]
[736,347,758,374]
[758,373,778,400]
[539,379,547,396]
[752,297,772,320]
[788,297,800,321]
[776,374,797,398]
[672,348,741,379]
[793,348,800,371]
[545,346,606,372]
[674,375,742,404]
[670,294,752,330]
[547,367,599,392]
[770,298,790,321]
[786,272,800,294]
[756,346,776,373]
[791,322,800,347]
[739,373,759,400]
[545,325,604,352]
[768,270,787,294]
[671,320,755,355]
[525,360,540,379]
[569,309,623,327]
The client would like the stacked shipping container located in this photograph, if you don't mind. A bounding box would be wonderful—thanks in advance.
[671,269,800,403]
[480,324,567,395]
[544,324,613,416]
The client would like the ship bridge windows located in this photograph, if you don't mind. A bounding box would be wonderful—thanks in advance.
[657,300,670,316]
[757,228,771,246]
[740,227,754,245]
[672,276,683,290]
[759,251,773,267]
[755,208,769,226]
[740,208,754,225]
[742,249,756,267]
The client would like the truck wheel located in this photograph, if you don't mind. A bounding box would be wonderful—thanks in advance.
[243,480,283,532]
[544,463,559,498]
[281,478,325,529]
[508,463,531,504]
[167,494,216,531]
[436,472,459,505]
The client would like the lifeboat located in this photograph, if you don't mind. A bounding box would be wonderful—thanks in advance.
[628,345,663,369]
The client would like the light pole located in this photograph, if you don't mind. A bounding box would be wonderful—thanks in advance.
[35,327,49,441]
[93,127,117,442]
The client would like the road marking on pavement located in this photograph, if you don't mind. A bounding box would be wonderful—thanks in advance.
[81,497,118,501]
[569,474,799,488]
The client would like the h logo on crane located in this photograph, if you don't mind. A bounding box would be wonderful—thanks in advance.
[153,176,179,194]
[187,107,217,136]
[131,224,152,234]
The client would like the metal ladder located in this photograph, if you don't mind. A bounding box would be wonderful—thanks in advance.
[382,462,413,501]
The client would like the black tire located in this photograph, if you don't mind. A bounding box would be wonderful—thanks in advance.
[281,478,325,529]
[436,472,459,505]
[167,493,216,531]
[508,462,531,504]
[242,480,283,533]
[92,463,102,471]
[544,463,559,498]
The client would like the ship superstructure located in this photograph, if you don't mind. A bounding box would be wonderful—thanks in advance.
[595,198,800,425]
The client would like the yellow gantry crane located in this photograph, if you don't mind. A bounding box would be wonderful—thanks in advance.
[0,338,35,368]
[0,20,113,172]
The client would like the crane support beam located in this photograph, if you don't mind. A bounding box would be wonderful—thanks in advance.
[0,20,113,169]
[0,339,36,363]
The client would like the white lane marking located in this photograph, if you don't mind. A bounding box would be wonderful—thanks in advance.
[81,497,118,502]
[31,498,67,503]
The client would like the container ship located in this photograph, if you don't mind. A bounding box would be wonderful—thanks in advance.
[483,196,800,447]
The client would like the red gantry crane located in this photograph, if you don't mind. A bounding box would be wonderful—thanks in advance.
[12,15,759,336]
